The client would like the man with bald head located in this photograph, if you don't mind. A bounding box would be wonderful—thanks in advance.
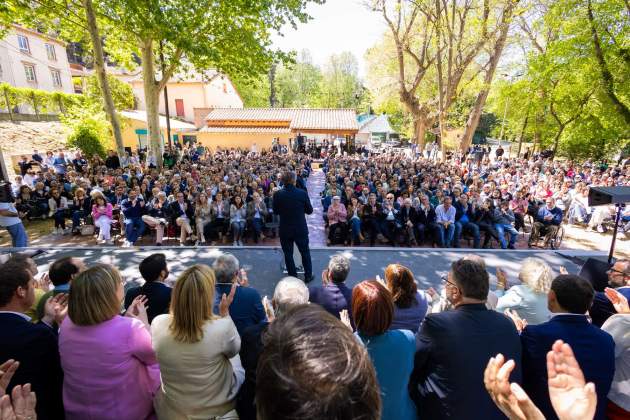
[589,259,630,327]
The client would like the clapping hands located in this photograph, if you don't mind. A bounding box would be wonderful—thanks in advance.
[125,295,149,328]
[43,293,68,326]
[0,361,37,420]
[484,340,597,420]
[604,287,629,314]
[219,283,237,317]
[504,309,527,333]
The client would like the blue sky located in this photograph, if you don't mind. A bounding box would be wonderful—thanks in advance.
[271,0,387,77]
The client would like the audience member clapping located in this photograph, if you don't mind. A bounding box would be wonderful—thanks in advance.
[151,264,241,419]
[519,274,614,419]
[0,359,37,420]
[59,264,160,420]
[384,264,428,333]
[212,254,266,335]
[124,253,172,324]
[495,257,553,324]
[308,254,353,321]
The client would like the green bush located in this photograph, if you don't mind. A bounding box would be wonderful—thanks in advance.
[67,119,107,158]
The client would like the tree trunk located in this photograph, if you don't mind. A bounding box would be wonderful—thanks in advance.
[140,40,164,169]
[83,0,125,156]
[413,117,427,149]
[460,2,514,152]
[438,112,447,160]
[3,89,13,122]
[269,63,277,107]
[516,113,529,157]
[587,0,630,125]
[552,126,564,157]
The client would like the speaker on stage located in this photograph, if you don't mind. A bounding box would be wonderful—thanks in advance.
[588,186,630,206]
[578,257,611,292]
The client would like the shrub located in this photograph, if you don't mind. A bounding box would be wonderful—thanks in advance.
[67,118,108,158]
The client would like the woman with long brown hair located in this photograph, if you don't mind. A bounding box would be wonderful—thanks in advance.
[384,264,428,333]
[151,264,241,419]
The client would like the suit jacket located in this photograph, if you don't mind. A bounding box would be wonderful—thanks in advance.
[168,200,194,222]
[521,314,615,420]
[213,284,267,336]
[308,282,353,321]
[589,286,630,327]
[411,303,521,419]
[398,206,417,226]
[416,205,436,225]
[246,201,268,222]
[124,281,172,324]
[272,184,313,237]
[236,321,270,420]
[0,313,65,420]
[361,202,382,221]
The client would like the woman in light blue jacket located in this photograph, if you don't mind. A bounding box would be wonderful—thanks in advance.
[495,257,553,324]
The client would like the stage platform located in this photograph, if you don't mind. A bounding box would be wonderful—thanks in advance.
[1,246,608,297]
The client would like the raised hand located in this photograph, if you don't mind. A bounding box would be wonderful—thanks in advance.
[11,384,36,420]
[604,287,630,314]
[339,309,353,331]
[36,273,51,291]
[237,269,249,287]
[219,283,237,317]
[484,354,545,420]
[0,361,18,396]
[125,295,149,327]
[559,266,569,275]
[43,293,68,325]
[504,309,527,333]
[496,268,508,290]
[547,340,597,420]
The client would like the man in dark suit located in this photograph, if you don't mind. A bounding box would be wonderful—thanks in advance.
[521,274,615,420]
[124,253,171,324]
[0,261,65,420]
[212,254,267,336]
[411,258,521,419]
[308,255,353,320]
[273,171,314,283]
[168,191,195,245]
[589,259,630,327]
[361,193,382,246]
[415,194,437,245]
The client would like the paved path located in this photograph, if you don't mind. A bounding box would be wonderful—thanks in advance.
[306,168,327,246]
[5,247,606,298]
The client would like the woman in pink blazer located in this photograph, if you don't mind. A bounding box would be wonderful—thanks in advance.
[91,191,113,244]
[59,264,160,420]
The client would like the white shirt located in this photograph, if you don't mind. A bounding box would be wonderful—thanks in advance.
[0,202,22,227]
[602,314,630,411]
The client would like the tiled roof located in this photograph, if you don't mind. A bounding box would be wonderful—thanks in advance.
[205,108,359,132]
[199,126,292,134]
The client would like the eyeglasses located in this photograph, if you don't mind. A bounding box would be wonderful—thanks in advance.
[441,274,458,288]
[607,268,629,277]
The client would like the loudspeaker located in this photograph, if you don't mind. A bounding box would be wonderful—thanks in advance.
[578,257,611,292]
[588,186,630,206]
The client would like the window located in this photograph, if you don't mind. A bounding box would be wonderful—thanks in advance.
[45,43,56,61]
[17,35,30,53]
[23,64,36,82]
[175,99,185,117]
[50,69,62,87]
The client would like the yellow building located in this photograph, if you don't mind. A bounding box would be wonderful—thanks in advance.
[120,110,197,150]
[198,108,359,150]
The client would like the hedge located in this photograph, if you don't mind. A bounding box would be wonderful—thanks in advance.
[0,82,83,116]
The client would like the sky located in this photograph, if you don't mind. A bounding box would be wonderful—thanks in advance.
[271,0,387,77]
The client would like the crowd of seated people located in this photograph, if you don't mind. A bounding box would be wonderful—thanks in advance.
[1,250,628,420]
[320,149,629,248]
[11,146,311,247]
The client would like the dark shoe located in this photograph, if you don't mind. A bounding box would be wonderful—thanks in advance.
[508,244,516,250]
[304,275,315,284]
[527,242,532,248]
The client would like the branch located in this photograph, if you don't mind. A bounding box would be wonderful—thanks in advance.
[157,47,183,92]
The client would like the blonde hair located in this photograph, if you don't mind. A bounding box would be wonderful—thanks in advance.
[68,264,121,326]
[169,264,218,343]
[519,258,553,294]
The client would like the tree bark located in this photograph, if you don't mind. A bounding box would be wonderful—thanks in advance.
[140,40,164,169]
[413,117,427,149]
[587,0,630,125]
[516,112,529,157]
[460,0,516,151]
[83,0,125,156]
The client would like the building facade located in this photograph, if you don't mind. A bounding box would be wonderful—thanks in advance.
[0,25,74,97]
[128,71,243,127]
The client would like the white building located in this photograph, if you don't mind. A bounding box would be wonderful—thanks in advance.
[127,70,244,128]
[0,25,74,96]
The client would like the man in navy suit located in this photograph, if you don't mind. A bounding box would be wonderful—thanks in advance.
[411,258,521,419]
[0,261,65,420]
[124,253,172,324]
[308,255,353,321]
[212,253,267,336]
[521,274,615,420]
[273,171,314,283]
